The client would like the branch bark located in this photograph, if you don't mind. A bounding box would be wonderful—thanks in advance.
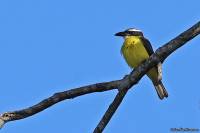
[0,21,200,130]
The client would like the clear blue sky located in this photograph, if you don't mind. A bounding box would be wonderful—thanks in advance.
[0,1,200,133]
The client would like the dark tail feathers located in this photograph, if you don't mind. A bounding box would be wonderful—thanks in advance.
[154,81,168,100]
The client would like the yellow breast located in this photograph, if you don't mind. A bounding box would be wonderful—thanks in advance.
[121,36,150,69]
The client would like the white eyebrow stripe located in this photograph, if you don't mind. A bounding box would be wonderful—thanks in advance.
[127,28,141,32]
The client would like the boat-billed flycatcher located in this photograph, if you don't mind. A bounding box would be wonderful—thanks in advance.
[115,28,168,100]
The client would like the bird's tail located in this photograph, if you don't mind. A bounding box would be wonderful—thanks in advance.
[154,81,168,100]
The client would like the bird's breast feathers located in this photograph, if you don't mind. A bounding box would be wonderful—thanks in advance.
[121,37,150,69]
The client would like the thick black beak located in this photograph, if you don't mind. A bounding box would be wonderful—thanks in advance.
[114,32,127,36]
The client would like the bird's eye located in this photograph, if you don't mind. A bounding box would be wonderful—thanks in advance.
[125,30,136,36]
[127,31,134,35]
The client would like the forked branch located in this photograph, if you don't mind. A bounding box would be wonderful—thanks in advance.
[0,21,200,131]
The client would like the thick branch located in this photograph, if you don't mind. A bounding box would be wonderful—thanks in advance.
[0,21,200,130]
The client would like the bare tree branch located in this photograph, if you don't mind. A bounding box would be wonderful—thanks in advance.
[94,89,128,133]
[0,80,121,129]
[0,21,200,130]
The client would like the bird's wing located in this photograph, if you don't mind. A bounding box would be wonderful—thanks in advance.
[139,37,154,56]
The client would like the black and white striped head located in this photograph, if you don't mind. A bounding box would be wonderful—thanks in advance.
[115,28,143,39]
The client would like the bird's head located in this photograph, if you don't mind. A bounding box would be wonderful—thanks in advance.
[115,28,143,39]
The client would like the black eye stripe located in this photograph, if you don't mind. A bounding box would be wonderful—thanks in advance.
[126,31,135,34]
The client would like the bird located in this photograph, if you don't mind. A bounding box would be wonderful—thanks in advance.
[115,28,168,100]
